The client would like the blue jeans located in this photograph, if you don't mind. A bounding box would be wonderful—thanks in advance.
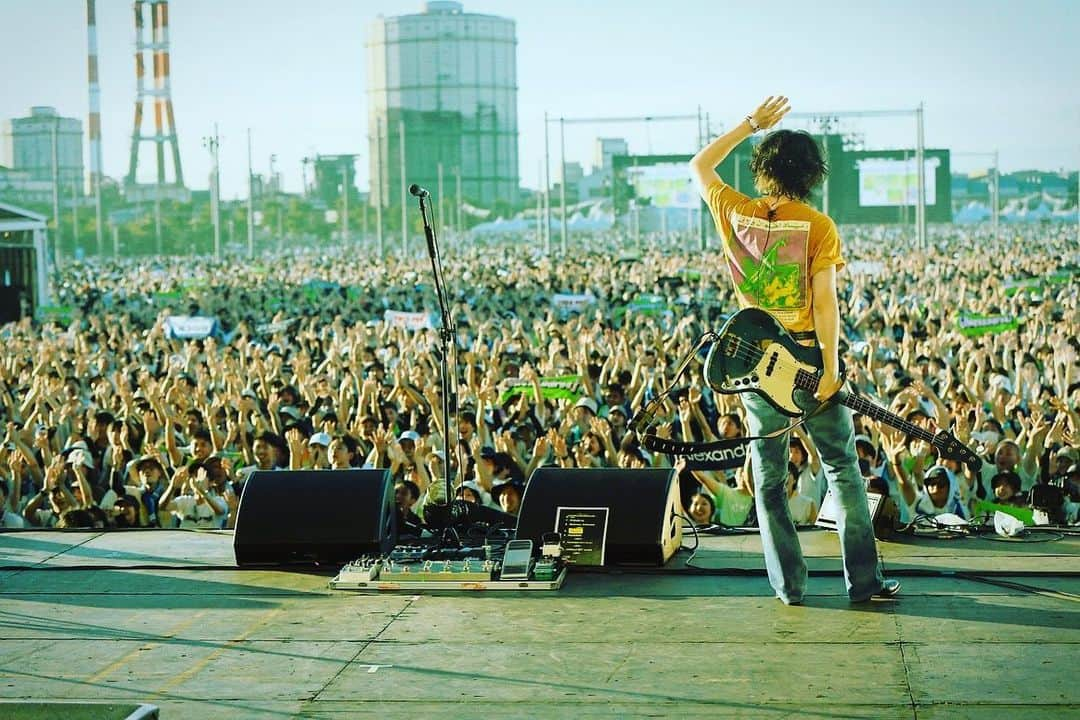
[742,391,884,603]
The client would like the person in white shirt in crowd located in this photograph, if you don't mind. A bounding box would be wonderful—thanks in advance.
[908,465,969,521]
[789,427,824,505]
[307,432,332,469]
[159,460,229,529]
[785,462,818,526]
[0,479,25,528]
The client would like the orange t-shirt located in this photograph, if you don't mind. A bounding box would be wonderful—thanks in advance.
[704,180,844,333]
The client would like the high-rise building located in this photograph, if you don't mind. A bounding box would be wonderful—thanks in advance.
[1,107,84,191]
[595,138,629,176]
[366,1,518,210]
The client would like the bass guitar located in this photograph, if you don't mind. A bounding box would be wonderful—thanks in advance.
[703,307,982,471]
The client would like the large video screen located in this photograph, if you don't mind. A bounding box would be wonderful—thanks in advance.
[829,148,951,223]
[625,162,697,209]
[856,157,940,207]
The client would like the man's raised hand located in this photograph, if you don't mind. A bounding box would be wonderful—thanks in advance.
[749,96,791,132]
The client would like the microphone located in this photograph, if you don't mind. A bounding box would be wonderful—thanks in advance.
[409,183,430,198]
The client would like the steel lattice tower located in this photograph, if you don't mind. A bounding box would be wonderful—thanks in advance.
[125,0,185,199]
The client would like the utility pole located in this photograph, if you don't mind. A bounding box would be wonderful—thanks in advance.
[559,116,567,254]
[455,166,462,236]
[269,153,280,251]
[71,179,80,251]
[203,124,221,260]
[437,162,445,231]
[992,150,1000,242]
[399,119,407,257]
[246,128,255,257]
[51,121,61,263]
[915,102,927,249]
[536,160,544,250]
[543,111,551,253]
[341,158,350,247]
[375,118,384,257]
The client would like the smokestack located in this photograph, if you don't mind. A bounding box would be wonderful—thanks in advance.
[153,0,183,187]
[86,0,104,255]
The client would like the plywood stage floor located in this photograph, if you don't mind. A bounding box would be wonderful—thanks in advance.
[0,527,1077,719]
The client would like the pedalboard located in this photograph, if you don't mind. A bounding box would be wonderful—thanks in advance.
[330,541,566,591]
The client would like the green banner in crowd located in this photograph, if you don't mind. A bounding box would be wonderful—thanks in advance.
[37,304,74,325]
[499,375,584,404]
[1003,272,1073,297]
[152,291,183,306]
[626,293,668,316]
[956,313,1019,337]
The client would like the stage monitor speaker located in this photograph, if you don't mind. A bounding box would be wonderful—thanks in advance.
[234,468,397,565]
[0,286,21,325]
[515,467,682,566]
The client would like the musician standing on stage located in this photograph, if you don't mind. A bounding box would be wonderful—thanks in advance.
[689,96,899,604]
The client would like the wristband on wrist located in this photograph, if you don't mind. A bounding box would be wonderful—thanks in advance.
[745,115,760,133]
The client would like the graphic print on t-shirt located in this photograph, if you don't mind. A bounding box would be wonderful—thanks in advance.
[726,215,811,322]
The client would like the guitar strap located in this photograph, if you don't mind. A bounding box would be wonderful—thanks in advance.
[630,332,835,465]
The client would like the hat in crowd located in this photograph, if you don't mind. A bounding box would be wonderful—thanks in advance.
[398,430,421,445]
[115,493,140,509]
[574,396,598,415]
[988,373,1014,395]
[133,455,167,475]
[456,480,485,501]
[924,465,950,486]
[241,388,259,400]
[279,405,304,421]
[63,441,95,469]
[606,404,629,418]
[1055,446,1078,464]
[479,445,498,461]
[308,432,332,448]
[490,479,525,504]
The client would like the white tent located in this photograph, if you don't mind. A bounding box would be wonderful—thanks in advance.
[0,200,51,322]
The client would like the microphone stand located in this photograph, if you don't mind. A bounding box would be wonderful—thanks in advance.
[415,191,458,538]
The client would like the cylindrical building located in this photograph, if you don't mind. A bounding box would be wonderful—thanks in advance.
[367,1,518,211]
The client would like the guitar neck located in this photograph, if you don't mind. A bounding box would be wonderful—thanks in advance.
[837,389,937,445]
[795,367,936,444]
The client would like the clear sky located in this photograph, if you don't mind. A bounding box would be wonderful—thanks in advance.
[1,0,1077,199]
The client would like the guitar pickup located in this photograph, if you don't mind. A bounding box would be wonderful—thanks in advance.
[765,351,779,376]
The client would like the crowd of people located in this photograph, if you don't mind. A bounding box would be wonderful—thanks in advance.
[0,222,1077,534]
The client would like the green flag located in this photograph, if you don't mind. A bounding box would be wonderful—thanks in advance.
[499,375,584,404]
[956,313,1019,337]
[37,304,74,325]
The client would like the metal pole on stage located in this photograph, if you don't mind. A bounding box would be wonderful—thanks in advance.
[915,103,926,249]
[559,116,568,254]
[543,111,551,254]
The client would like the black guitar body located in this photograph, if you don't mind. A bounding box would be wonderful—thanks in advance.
[705,307,830,417]
[702,307,982,471]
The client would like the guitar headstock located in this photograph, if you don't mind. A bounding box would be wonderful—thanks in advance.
[933,430,983,472]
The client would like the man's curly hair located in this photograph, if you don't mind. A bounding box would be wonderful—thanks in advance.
[750,130,828,201]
